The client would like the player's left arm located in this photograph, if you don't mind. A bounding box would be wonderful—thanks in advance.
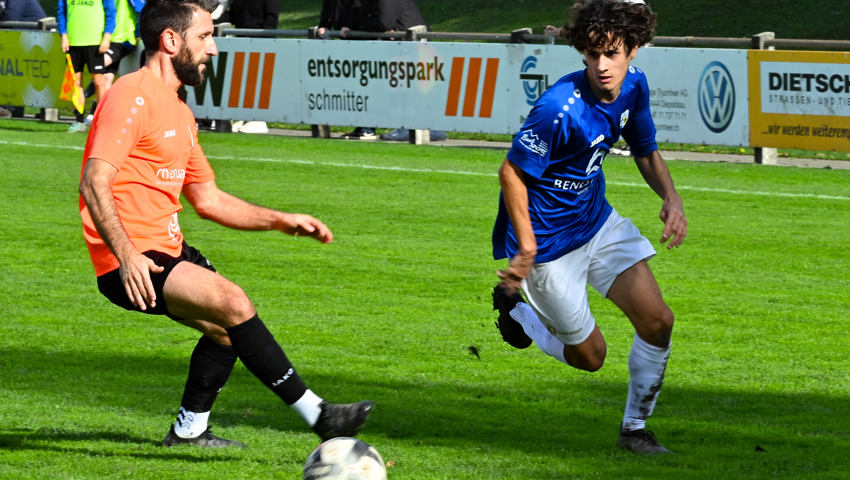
[100,0,116,53]
[634,150,687,248]
[182,180,333,244]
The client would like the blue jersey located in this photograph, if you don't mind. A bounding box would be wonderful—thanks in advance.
[493,66,658,263]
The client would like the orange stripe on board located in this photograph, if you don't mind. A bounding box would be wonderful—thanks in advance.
[478,58,500,118]
[444,57,465,116]
[462,57,482,117]
[258,52,275,109]
[243,52,261,108]
[228,52,245,108]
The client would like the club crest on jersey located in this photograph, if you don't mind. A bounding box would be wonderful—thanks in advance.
[620,109,630,128]
[518,129,549,157]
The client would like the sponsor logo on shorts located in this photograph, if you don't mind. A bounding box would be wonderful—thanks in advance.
[547,323,583,338]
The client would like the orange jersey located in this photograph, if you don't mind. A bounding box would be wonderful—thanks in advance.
[79,67,215,276]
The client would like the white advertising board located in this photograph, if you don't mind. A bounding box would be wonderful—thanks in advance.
[182,38,750,146]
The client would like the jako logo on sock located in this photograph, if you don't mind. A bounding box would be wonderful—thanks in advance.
[271,368,294,387]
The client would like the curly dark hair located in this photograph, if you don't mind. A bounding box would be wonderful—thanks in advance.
[561,0,657,54]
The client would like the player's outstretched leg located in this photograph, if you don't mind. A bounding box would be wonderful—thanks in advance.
[492,285,532,349]
[225,315,373,441]
[312,401,374,441]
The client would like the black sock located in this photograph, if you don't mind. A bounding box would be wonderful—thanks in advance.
[226,315,307,405]
[90,101,98,116]
[180,335,237,412]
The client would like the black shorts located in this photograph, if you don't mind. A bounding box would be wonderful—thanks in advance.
[68,45,106,75]
[103,42,136,75]
[97,242,216,320]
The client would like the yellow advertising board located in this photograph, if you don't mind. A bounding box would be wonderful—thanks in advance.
[749,50,850,152]
[0,30,65,108]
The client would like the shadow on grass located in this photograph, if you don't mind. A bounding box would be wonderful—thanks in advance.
[0,427,245,462]
[2,346,848,476]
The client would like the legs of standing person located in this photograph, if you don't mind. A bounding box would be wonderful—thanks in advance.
[91,72,107,116]
[71,68,86,127]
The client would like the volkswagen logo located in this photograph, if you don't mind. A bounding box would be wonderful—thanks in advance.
[698,61,735,133]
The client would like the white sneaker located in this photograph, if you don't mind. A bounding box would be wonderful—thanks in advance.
[610,145,631,156]
[84,114,93,126]
[231,120,245,132]
[238,121,268,134]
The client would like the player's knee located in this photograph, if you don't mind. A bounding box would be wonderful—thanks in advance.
[642,306,674,347]
[219,285,255,324]
[569,355,605,372]
[582,357,605,372]
[565,342,606,372]
[205,326,231,346]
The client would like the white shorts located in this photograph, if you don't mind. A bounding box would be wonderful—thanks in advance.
[520,210,656,346]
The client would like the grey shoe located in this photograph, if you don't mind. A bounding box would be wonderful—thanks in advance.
[312,401,373,441]
[380,127,409,141]
[617,428,672,454]
[162,426,245,448]
[492,285,532,349]
[429,130,447,141]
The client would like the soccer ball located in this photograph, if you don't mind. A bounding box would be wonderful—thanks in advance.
[303,437,386,480]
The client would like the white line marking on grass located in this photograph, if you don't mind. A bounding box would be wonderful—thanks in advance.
[212,155,850,202]
[210,155,494,177]
[3,139,848,202]
[0,140,84,151]
[603,181,850,202]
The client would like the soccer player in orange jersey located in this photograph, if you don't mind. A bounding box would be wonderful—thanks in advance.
[79,0,371,447]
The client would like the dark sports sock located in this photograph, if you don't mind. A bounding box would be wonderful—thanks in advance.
[90,101,98,115]
[226,315,308,405]
[180,335,238,412]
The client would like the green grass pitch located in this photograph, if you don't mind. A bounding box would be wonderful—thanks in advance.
[1,120,849,479]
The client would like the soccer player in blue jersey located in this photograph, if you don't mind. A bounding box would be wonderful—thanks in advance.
[491,0,687,454]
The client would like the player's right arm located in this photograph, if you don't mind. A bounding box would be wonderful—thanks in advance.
[79,158,164,310]
[497,158,537,293]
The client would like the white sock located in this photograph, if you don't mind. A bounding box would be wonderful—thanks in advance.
[622,333,670,431]
[291,389,324,426]
[173,407,210,438]
[511,303,567,364]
